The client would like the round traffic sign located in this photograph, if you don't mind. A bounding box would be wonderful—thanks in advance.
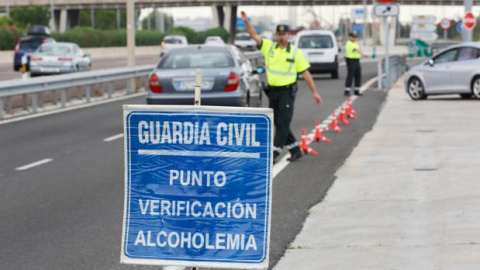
[440,18,452,30]
[463,12,476,30]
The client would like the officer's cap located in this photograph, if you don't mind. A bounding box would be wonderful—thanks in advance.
[349,32,357,38]
[276,24,290,34]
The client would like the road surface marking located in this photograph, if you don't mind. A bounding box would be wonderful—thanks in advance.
[16,158,53,171]
[104,133,124,142]
[273,75,379,179]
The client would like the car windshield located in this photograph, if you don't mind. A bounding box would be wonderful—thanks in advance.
[298,35,334,49]
[164,38,184,44]
[37,44,72,55]
[160,51,234,69]
[19,39,43,50]
[236,35,252,41]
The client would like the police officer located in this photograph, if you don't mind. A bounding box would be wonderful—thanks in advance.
[344,32,365,96]
[241,11,323,163]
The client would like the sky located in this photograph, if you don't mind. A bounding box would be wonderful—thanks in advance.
[142,5,480,28]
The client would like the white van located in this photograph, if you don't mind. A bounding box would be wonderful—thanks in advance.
[295,30,339,79]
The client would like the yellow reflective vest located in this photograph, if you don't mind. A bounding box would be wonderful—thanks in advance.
[260,38,310,87]
[345,40,361,60]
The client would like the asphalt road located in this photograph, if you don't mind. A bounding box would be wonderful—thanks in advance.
[0,54,159,82]
[0,62,386,270]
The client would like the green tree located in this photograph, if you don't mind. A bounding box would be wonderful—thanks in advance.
[168,26,198,43]
[141,10,173,33]
[79,9,126,29]
[0,25,23,50]
[10,6,50,28]
[0,17,15,27]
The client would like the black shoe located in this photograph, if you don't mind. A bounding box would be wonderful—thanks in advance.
[287,148,303,162]
[344,91,351,96]
[354,91,363,96]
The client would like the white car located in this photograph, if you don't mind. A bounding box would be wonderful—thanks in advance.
[234,33,257,51]
[204,36,225,45]
[29,42,91,77]
[295,30,340,79]
[405,42,480,100]
[160,35,188,57]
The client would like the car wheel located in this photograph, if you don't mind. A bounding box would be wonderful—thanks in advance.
[407,78,427,100]
[331,70,339,79]
[472,77,480,99]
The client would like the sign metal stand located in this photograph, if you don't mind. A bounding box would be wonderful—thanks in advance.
[374,1,399,90]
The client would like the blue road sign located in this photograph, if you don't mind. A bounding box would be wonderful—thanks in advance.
[236,17,252,30]
[121,106,273,269]
[352,23,364,35]
[457,21,463,33]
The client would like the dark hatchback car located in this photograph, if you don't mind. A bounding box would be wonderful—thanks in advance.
[13,26,55,71]
[147,45,264,107]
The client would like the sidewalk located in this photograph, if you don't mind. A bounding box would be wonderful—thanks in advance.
[274,77,480,269]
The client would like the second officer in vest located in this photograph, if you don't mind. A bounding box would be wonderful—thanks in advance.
[241,11,323,162]
[344,32,365,96]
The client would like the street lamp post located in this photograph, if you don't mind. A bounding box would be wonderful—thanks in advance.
[126,0,136,93]
[464,0,473,41]
[49,0,56,32]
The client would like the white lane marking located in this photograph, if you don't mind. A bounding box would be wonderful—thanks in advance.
[104,133,124,142]
[16,158,53,171]
[163,267,186,270]
[272,76,379,179]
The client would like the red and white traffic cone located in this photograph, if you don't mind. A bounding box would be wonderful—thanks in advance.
[346,98,358,120]
[299,129,318,156]
[327,112,342,133]
[338,105,350,126]
[313,120,332,143]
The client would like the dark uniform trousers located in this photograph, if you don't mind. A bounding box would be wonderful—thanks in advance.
[345,58,361,89]
[268,84,298,151]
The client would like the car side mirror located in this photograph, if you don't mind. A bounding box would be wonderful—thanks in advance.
[428,59,434,66]
[84,53,91,58]
[252,66,265,74]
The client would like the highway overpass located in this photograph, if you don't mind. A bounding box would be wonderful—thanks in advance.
[2,0,479,9]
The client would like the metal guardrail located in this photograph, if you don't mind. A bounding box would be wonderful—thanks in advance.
[0,51,265,120]
[378,55,407,89]
[0,65,154,119]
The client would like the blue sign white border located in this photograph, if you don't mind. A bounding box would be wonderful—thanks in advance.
[120,104,274,269]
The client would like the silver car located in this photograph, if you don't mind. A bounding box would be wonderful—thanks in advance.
[147,45,264,107]
[30,42,91,77]
[405,42,480,100]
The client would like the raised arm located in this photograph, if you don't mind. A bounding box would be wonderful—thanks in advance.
[241,11,262,46]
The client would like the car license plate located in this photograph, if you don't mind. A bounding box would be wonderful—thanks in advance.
[174,80,213,91]
[41,67,60,73]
